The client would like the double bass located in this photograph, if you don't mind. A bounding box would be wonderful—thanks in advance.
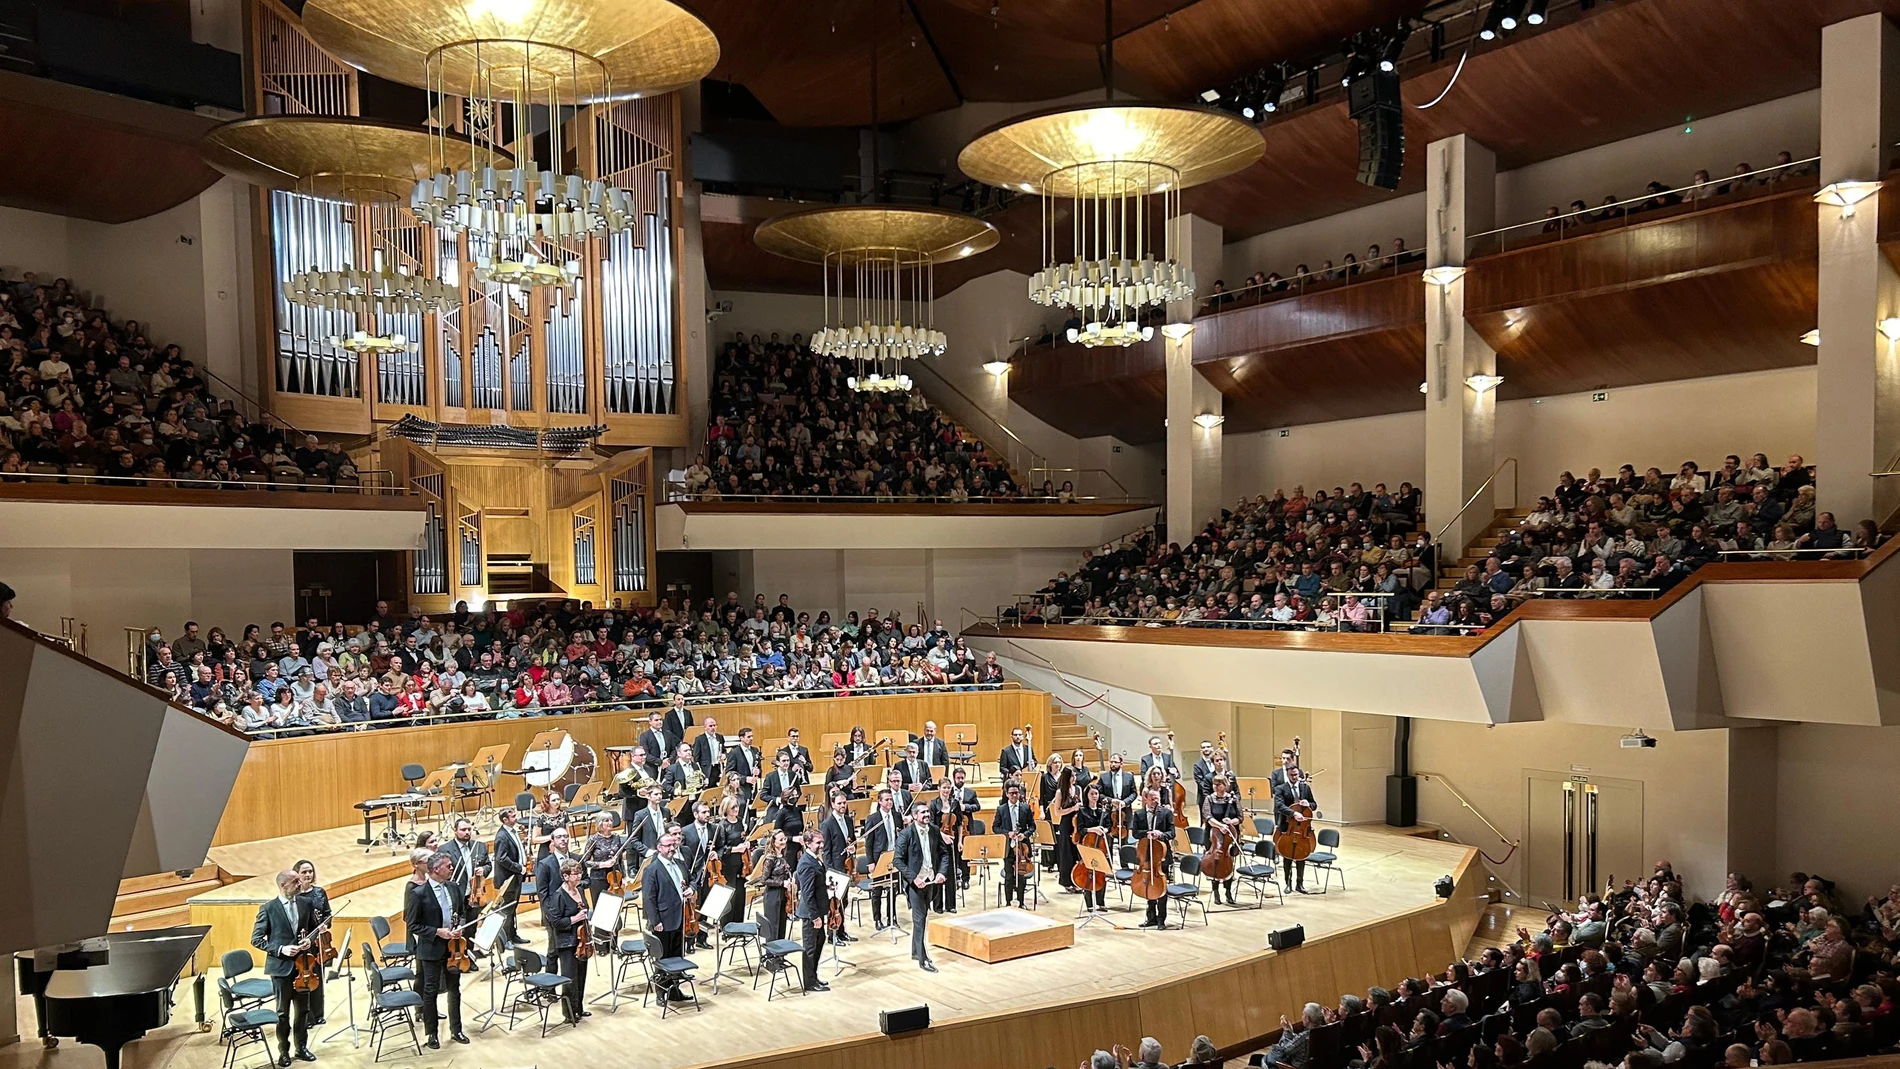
[1165,730,1188,828]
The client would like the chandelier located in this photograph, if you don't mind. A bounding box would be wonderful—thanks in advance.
[755,206,997,392]
[331,330,413,356]
[302,0,718,258]
[288,260,458,315]
[471,249,582,294]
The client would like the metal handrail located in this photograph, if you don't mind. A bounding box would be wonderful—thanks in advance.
[194,362,327,445]
[0,467,404,495]
[1026,465,1135,499]
[1201,255,1424,311]
[1469,156,1820,242]
[1414,771,1517,848]
[907,354,1046,478]
[997,639,1142,733]
[1431,456,1519,548]
[662,480,1153,505]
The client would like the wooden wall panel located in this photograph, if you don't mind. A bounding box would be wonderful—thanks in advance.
[212,689,1050,845]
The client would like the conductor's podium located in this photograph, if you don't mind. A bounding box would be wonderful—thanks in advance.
[926,907,1074,964]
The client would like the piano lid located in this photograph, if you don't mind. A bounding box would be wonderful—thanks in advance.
[39,927,207,998]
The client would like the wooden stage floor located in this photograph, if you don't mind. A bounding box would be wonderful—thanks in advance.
[8,825,1470,1069]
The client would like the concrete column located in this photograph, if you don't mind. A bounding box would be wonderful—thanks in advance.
[677,83,713,472]
[1817,14,1900,525]
[1423,135,1499,555]
[1165,215,1225,534]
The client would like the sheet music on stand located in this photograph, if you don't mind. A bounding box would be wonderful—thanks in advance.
[590,894,625,937]
[473,913,507,953]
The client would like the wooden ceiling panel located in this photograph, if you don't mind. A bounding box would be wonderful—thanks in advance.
[0,69,220,223]
[1113,0,1430,103]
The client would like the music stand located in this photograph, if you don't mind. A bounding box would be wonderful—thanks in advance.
[824,870,857,975]
[580,894,624,1011]
[852,766,884,790]
[700,885,740,993]
[867,854,903,943]
[319,926,359,1047]
[1237,777,1274,819]
[1073,843,1114,929]
[846,797,874,823]
[961,833,1005,910]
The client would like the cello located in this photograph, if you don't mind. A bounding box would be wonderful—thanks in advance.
[1273,797,1318,863]
[1164,730,1188,828]
[1131,834,1171,901]
[1200,820,1237,882]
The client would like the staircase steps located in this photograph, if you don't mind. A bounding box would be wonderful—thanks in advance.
[1433,509,1532,591]
[110,863,225,931]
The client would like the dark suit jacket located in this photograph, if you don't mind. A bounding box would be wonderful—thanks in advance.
[1139,752,1179,781]
[691,732,726,772]
[679,822,716,890]
[893,823,950,897]
[299,887,333,928]
[627,806,667,861]
[443,838,490,894]
[663,706,693,748]
[404,879,469,961]
[492,825,525,885]
[1273,781,1318,832]
[638,729,673,773]
[761,768,805,802]
[661,760,708,800]
[541,882,587,951]
[819,810,856,871]
[917,737,949,768]
[640,856,687,933]
[533,851,565,901]
[1099,769,1138,804]
[725,745,762,788]
[992,800,1037,840]
[793,850,829,921]
[251,895,316,978]
[896,758,932,789]
[998,742,1037,781]
[1128,804,1175,839]
[864,809,901,865]
[778,744,814,774]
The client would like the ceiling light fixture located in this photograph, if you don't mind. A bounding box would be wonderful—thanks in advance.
[1465,373,1504,393]
[1200,89,1221,103]
[330,329,413,356]
[1526,0,1550,25]
[1880,318,1900,341]
[958,3,1262,350]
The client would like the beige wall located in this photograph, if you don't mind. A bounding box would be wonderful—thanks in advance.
[1409,719,1734,900]
[1774,723,1900,902]
[741,546,1082,630]
[1220,366,1818,518]
[1,547,295,658]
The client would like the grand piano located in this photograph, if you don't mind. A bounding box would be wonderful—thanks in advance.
[15,926,209,1069]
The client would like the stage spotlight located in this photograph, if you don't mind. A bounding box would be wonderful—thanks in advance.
[1478,1,1505,40]
[1200,88,1221,103]
[1498,0,1528,32]
[1526,0,1549,23]
[1379,23,1411,73]
[1241,104,1256,119]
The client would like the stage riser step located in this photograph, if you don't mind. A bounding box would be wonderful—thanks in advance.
[111,905,192,932]
[113,879,223,916]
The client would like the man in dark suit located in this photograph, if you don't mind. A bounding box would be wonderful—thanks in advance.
[818,792,858,943]
[442,818,490,904]
[1269,746,1299,792]
[403,852,469,1047]
[998,727,1037,784]
[777,728,814,776]
[880,767,913,818]
[662,695,694,752]
[661,743,709,814]
[625,786,669,867]
[250,870,318,1066]
[916,722,949,769]
[691,715,726,772]
[894,802,950,972]
[863,787,903,931]
[678,801,718,950]
[533,827,571,956]
[637,712,674,777]
[1273,766,1320,894]
[1191,739,1219,809]
[948,767,981,890]
[760,753,805,805]
[616,744,660,827]
[292,861,332,1025]
[1139,736,1179,784]
[1129,788,1175,929]
[992,780,1037,908]
[491,807,526,947]
[1099,753,1138,813]
[641,831,694,1003]
[896,742,932,791]
[726,728,763,803]
[793,828,831,992]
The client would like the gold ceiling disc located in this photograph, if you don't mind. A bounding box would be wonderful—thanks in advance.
[958,103,1264,197]
[300,0,719,102]
[754,205,1001,266]
[201,116,508,201]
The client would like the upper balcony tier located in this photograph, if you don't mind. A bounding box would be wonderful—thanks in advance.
[964,541,1900,731]
[0,475,426,550]
[1008,181,1819,443]
[657,499,1160,551]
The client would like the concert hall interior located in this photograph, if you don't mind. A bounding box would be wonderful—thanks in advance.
[7,2,1900,1069]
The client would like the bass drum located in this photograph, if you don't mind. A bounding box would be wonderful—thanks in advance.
[519,733,575,789]
[555,743,598,795]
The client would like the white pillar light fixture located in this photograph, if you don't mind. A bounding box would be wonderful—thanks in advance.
[1421,265,1468,286]
[1879,318,1900,342]
[982,360,1013,376]
[1160,321,1195,340]
[1464,373,1504,394]
[1814,180,1883,218]
[1193,412,1225,429]
[1799,328,1821,346]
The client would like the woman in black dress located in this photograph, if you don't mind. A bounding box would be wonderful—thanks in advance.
[823,747,858,800]
[1050,766,1079,892]
[755,829,793,942]
[771,785,806,866]
[542,859,590,1024]
[1202,773,1243,905]
[1073,782,1111,913]
[714,798,751,925]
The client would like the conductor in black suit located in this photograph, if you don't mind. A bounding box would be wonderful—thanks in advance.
[490,808,526,947]
[250,870,318,1067]
[894,802,950,972]
[640,830,693,1003]
[793,827,831,992]
[403,852,469,1047]
[1273,766,1320,894]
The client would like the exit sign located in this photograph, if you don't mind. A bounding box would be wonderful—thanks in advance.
[1591,391,1609,403]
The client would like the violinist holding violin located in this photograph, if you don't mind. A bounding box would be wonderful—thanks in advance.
[292,860,331,1026]
[545,859,592,1022]
[819,791,860,943]
[404,851,469,1047]
[251,870,319,1067]
[927,780,967,913]
[992,779,1038,909]
[794,827,832,992]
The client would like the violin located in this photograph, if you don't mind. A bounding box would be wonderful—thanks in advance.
[290,915,336,993]
[446,914,474,974]
[605,868,624,896]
